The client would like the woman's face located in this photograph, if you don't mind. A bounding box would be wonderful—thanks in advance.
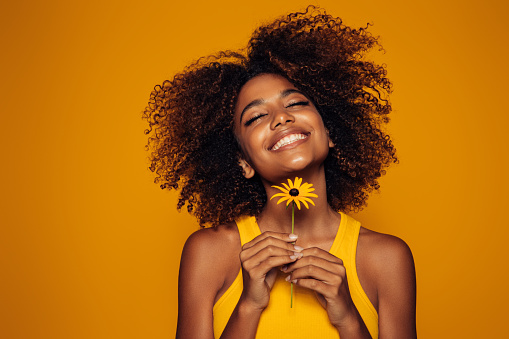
[234,73,333,184]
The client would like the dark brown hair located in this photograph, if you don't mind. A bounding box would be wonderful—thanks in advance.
[143,7,397,227]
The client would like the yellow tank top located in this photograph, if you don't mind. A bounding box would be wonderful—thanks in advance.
[213,212,378,338]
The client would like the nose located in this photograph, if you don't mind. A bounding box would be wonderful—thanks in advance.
[270,110,295,130]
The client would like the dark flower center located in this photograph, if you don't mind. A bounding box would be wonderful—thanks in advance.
[289,188,299,196]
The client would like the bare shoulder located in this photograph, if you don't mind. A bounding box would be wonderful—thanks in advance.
[177,223,241,338]
[180,222,241,285]
[181,222,240,262]
[357,227,415,274]
[356,226,417,337]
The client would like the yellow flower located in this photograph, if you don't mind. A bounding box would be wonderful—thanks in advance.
[270,177,318,209]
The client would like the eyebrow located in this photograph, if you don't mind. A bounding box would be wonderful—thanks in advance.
[239,89,306,123]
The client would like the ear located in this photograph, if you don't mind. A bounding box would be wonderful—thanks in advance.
[238,158,255,179]
[328,137,335,148]
[326,129,335,148]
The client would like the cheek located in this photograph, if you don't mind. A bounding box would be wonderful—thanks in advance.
[308,114,328,138]
[235,129,260,161]
[312,118,332,151]
[244,133,265,161]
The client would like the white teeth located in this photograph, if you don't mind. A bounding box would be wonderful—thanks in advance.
[272,133,307,151]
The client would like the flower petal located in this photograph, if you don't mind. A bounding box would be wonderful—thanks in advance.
[287,178,295,189]
[301,186,314,192]
[276,196,291,205]
[301,197,316,206]
[299,198,309,209]
[271,185,289,194]
[300,183,313,192]
[270,193,289,200]
[294,199,301,210]
[294,177,302,189]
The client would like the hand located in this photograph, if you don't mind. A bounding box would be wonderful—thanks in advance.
[239,232,303,311]
[283,247,360,329]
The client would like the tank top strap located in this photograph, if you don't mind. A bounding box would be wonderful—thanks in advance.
[236,215,261,246]
[331,212,379,338]
[330,212,360,260]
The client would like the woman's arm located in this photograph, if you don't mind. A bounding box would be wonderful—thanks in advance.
[176,230,218,339]
[176,227,239,339]
[176,227,301,339]
[357,230,417,339]
[369,234,417,338]
[220,232,302,339]
[284,231,417,338]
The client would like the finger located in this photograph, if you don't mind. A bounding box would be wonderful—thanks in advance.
[284,255,344,276]
[241,236,302,262]
[243,245,303,271]
[291,277,339,298]
[287,264,343,286]
[247,254,303,279]
[242,231,298,251]
[298,247,343,265]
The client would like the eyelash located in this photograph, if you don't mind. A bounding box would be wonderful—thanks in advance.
[245,114,266,126]
[244,101,310,126]
[287,100,309,108]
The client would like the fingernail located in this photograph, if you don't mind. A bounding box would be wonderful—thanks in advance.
[292,279,298,284]
[293,245,303,252]
[293,252,303,259]
[290,254,298,260]
[285,275,291,282]
[281,265,287,272]
[289,233,298,240]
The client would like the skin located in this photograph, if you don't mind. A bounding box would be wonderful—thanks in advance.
[176,74,417,339]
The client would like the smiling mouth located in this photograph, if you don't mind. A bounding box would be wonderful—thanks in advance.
[270,133,309,151]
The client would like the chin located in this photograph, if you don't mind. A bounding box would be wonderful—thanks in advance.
[282,157,326,175]
[287,149,328,168]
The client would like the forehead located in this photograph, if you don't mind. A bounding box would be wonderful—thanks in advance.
[235,74,298,109]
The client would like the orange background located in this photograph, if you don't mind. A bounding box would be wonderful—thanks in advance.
[1,0,508,337]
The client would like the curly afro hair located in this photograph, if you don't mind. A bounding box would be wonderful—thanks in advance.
[143,6,397,227]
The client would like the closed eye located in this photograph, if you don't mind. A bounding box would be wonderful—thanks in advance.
[286,101,309,108]
[244,113,267,126]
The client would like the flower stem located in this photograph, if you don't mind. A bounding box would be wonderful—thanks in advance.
[292,201,295,234]
[291,201,295,308]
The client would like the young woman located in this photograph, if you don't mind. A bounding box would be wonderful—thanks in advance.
[144,7,416,339]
